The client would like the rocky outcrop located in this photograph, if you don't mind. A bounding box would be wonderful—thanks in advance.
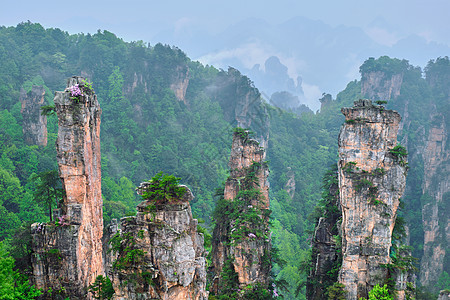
[106,183,208,300]
[361,71,403,101]
[170,66,190,105]
[307,167,342,300]
[31,76,103,298]
[210,129,271,297]
[20,85,47,146]
[438,290,450,300]
[419,112,450,287]
[338,99,408,299]
[284,167,296,199]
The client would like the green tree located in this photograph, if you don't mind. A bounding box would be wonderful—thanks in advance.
[88,275,115,300]
[0,242,42,299]
[360,284,393,300]
[30,170,63,222]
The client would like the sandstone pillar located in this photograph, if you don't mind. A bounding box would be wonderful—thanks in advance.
[210,129,271,297]
[106,182,208,299]
[31,76,103,298]
[338,99,407,299]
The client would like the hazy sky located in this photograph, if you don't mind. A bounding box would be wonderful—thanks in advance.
[2,0,449,51]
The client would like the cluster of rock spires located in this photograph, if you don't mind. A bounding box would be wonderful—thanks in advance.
[30,77,272,299]
[30,77,209,299]
[27,74,445,299]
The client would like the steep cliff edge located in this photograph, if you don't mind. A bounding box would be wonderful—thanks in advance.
[360,57,450,291]
[20,85,47,146]
[31,76,103,298]
[105,176,208,299]
[338,99,408,299]
[210,129,272,298]
[306,166,342,300]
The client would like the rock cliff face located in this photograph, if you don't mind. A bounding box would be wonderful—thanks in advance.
[20,85,47,146]
[419,111,450,287]
[361,61,450,289]
[210,130,271,297]
[211,68,270,149]
[361,71,403,101]
[170,65,190,105]
[338,99,408,299]
[106,184,208,300]
[306,167,341,300]
[31,76,103,298]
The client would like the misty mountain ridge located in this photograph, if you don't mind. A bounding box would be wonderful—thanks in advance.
[155,15,449,111]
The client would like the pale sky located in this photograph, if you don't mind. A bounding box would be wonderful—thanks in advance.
[2,0,449,48]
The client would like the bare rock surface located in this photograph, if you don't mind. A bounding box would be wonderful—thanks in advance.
[106,185,208,300]
[20,85,47,146]
[31,76,103,299]
[338,99,408,299]
[210,130,271,296]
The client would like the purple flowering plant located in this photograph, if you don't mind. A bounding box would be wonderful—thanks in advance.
[69,84,84,102]
[55,215,69,227]
[248,233,257,239]
[69,79,93,103]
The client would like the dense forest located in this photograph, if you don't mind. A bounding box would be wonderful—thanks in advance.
[0,22,448,299]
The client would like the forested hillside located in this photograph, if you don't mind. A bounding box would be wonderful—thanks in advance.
[0,22,448,299]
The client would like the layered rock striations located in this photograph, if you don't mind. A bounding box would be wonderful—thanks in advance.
[419,110,450,287]
[106,182,208,300]
[360,58,450,289]
[210,129,271,297]
[338,99,408,299]
[361,71,403,101]
[31,76,103,298]
[306,166,342,300]
[20,85,48,146]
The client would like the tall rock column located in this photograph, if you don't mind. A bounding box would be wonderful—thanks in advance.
[31,76,103,298]
[20,85,48,146]
[338,99,407,299]
[210,129,271,297]
[419,112,450,287]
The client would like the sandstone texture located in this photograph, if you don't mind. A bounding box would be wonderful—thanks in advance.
[106,184,208,300]
[170,65,190,105]
[306,168,341,300]
[210,130,271,296]
[31,76,103,298]
[419,112,450,287]
[338,99,408,299]
[361,71,403,101]
[20,85,47,146]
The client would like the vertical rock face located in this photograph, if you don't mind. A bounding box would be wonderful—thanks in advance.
[211,68,270,149]
[307,167,341,300]
[361,71,403,101]
[419,112,450,287]
[210,130,271,297]
[106,184,208,300]
[20,85,47,146]
[170,65,190,105]
[338,99,408,299]
[31,76,103,298]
